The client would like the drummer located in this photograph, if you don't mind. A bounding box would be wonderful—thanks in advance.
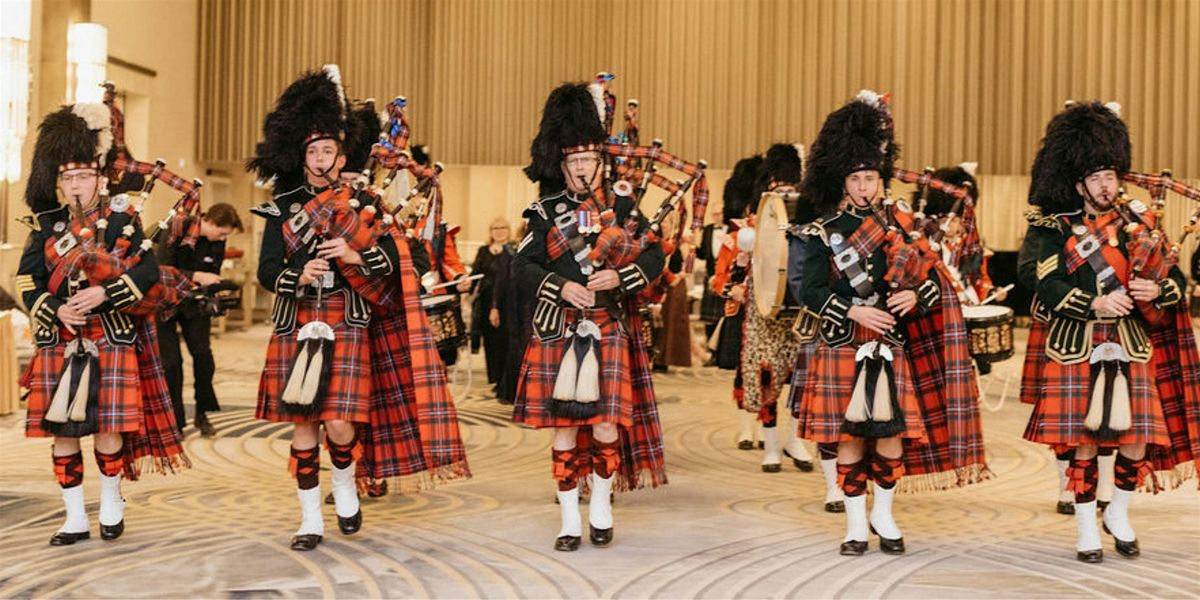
[913,162,1008,374]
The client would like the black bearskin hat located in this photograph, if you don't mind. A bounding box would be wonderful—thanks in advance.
[25,103,113,212]
[1029,101,1130,214]
[758,143,804,189]
[802,90,899,216]
[722,154,763,223]
[920,162,980,217]
[524,82,607,196]
[246,64,348,188]
[411,144,430,166]
[343,99,381,174]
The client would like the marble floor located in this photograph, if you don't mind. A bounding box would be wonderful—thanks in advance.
[0,325,1198,599]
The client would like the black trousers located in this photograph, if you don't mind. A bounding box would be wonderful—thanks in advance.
[158,311,220,429]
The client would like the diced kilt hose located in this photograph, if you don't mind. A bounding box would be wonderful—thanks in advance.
[1024,305,1200,491]
[257,292,370,423]
[26,317,188,479]
[354,232,471,488]
[514,306,668,493]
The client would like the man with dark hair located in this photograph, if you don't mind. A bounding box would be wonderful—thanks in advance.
[156,202,243,436]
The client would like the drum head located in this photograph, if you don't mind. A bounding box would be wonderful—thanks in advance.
[962,305,1013,320]
[752,192,790,318]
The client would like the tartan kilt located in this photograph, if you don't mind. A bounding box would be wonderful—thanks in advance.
[786,341,818,418]
[124,319,189,478]
[356,314,436,479]
[514,307,634,429]
[1019,317,1050,405]
[1024,322,1169,448]
[25,318,143,437]
[257,292,371,423]
[797,325,927,445]
[699,288,724,323]
[713,309,744,370]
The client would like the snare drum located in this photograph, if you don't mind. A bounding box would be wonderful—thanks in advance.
[421,294,467,357]
[962,304,1015,363]
[752,192,803,321]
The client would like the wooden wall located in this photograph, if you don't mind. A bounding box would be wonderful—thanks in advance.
[198,0,1199,176]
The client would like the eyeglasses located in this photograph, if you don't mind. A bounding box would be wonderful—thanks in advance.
[60,171,98,184]
[564,154,601,168]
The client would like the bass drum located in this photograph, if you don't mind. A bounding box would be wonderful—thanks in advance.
[751,191,801,320]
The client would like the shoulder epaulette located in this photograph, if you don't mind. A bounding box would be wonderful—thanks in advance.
[17,215,39,232]
[250,201,281,218]
[1023,209,1043,223]
[1029,214,1063,232]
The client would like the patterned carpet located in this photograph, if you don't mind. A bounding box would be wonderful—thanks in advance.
[0,324,1197,599]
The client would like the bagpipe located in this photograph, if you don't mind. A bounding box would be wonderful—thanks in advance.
[1114,170,1200,324]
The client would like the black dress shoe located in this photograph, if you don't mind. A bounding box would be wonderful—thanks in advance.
[839,540,867,556]
[1076,548,1103,563]
[590,525,613,547]
[1056,501,1075,515]
[870,525,905,554]
[49,531,90,546]
[194,412,217,437]
[737,440,754,451]
[100,520,124,540]
[367,480,389,498]
[290,534,323,551]
[338,510,363,535]
[783,449,814,472]
[1103,523,1140,558]
[824,501,845,513]
[554,535,581,552]
[761,463,782,473]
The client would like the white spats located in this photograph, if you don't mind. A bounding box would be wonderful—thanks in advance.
[1056,459,1074,503]
[782,412,811,462]
[869,484,902,540]
[330,464,360,519]
[843,494,869,543]
[59,485,89,534]
[557,487,582,538]
[1096,453,1116,505]
[821,458,845,504]
[1103,489,1137,543]
[295,487,325,537]
[761,427,782,468]
[737,410,755,445]
[589,473,614,530]
[97,473,125,527]
[1074,500,1102,552]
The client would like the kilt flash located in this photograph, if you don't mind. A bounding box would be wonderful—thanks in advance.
[797,325,928,445]
[1024,321,1169,449]
[257,293,371,423]
[514,308,634,429]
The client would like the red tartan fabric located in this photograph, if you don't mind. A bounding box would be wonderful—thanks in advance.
[356,231,471,486]
[1142,304,1200,489]
[786,342,818,418]
[901,281,990,485]
[796,326,927,444]
[27,318,187,479]
[1019,314,1050,405]
[26,319,143,437]
[256,293,371,423]
[515,308,635,429]
[1024,322,1169,448]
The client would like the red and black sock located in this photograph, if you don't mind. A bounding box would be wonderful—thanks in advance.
[290,446,321,490]
[552,447,580,492]
[837,461,870,497]
[1113,453,1148,492]
[870,453,905,490]
[760,402,778,428]
[818,443,839,461]
[94,448,125,477]
[592,438,621,480]
[53,452,84,489]
[326,434,361,470]
[1067,457,1099,503]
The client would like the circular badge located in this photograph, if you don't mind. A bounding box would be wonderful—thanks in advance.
[1072,224,1088,236]
[53,221,66,233]
[289,203,301,214]
[555,202,567,215]
[581,263,594,276]
[109,194,130,213]
[613,180,633,197]
[829,232,844,246]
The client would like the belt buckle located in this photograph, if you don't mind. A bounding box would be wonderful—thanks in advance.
[834,246,860,271]
[1076,235,1099,258]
